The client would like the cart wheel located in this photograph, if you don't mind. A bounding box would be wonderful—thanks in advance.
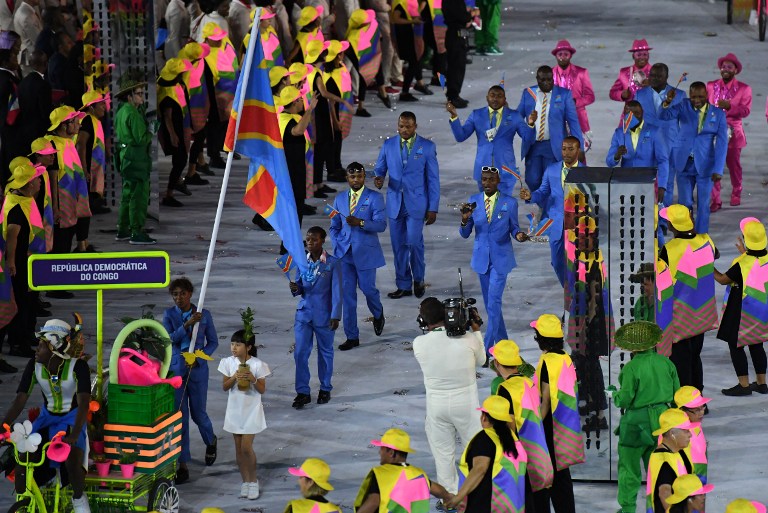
[148,478,180,513]
[7,498,32,513]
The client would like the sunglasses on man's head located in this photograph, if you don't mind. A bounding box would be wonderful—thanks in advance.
[481,166,499,174]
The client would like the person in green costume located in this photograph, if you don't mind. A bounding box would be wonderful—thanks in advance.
[607,321,680,513]
[475,0,501,56]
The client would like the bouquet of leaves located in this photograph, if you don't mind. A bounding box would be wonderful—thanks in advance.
[118,304,171,364]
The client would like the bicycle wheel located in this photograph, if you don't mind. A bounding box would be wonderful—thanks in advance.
[7,498,33,513]
[148,478,180,513]
[759,1,766,41]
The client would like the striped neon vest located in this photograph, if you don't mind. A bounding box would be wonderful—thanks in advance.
[646,450,689,513]
[261,25,283,67]
[283,499,340,513]
[353,464,431,513]
[2,193,46,255]
[683,426,707,484]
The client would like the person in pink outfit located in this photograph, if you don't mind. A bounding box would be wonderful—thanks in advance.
[707,53,752,211]
[609,39,652,103]
[551,39,594,141]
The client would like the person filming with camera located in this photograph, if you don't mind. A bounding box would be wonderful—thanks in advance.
[412,297,485,505]
[460,166,529,355]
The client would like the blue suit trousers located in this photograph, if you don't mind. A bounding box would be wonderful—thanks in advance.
[341,252,383,340]
[294,319,335,394]
[550,236,565,287]
[677,159,714,234]
[174,364,216,463]
[524,141,557,194]
[390,203,426,290]
[478,267,509,352]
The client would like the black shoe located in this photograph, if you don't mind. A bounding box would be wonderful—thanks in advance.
[414,282,426,298]
[387,289,413,299]
[399,92,418,102]
[91,204,111,215]
[175,466,190,484]
[448,97,469,108]
[209,156,227,169]
[751,382,768,394]
[185,173,209,185]
[0,359,18,373]
[204,436,217,466]
[161,196,184,207]
[198,164,215,176]
[703,404,709,415]
[317,391,331,404]
[722,384,752,396]
[38,299,51,309]
[327,173,348,183]
[46,290,74,299]
[377,93,392,109]
[430,76,441,87]
[355,108,372,117]
[301,205,317,215]
[252,215,274,231]
[37,308,52,317]
[319,185,337,193]
[313,191,328,199]
[373,314,385,336]
[9,346,34,358]
[233,152,241,160]
[173,182,192,196]
[414,84,433,95]
[292,393,312,408]
[339,339,360,351]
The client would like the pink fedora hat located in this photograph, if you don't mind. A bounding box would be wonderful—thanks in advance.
[718,53,742,74]
[628,39,652,52]
[551,39,576,56]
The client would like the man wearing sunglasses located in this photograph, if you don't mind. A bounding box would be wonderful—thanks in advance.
[460,166,528,353]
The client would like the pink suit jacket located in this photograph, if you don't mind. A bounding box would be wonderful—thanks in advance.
[707,78,752,149]
[609,63,652,102]
[553,63,595,132]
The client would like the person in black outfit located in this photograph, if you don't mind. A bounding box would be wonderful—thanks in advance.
[442,0,473,108]
[0,35,21,186]
[17,50,52,156]
[157,58,191,208]
[391,0,431,102]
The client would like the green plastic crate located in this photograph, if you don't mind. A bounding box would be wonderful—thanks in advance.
[107,383,175,426]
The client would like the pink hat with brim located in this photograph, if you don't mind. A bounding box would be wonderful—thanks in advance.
[629,38,652,52]
[370,439,407,452]
[753,503,767,513]
[288,467,309,478]
[261,9,276,19]
[740,217,761,232]
[718,53,742,74]
[31,145,57,156]
[551,39,576,56]
[199,42,211,59]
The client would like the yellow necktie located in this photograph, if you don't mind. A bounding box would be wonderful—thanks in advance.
[537,93,548,141]
[698,106,707,133]
[485,197,492,223]
[350,191,357,214]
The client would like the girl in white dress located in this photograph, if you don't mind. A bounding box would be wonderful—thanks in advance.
[217,328,271,500]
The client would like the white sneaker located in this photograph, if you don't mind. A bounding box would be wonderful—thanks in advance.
[240,482,249,498]
[247,481,260,500]
[749,9,758,26]
[72,496,91,513]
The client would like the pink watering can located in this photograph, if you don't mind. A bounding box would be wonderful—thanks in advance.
[47,431,71,463]
[117,348,182,388]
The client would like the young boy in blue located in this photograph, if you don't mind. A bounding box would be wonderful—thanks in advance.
[289,226,342,409]
[329,162,386,351]
[162,277,219,483]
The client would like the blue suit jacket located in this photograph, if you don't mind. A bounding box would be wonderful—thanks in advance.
[374,134,440,219]
[162,306,218,378]
[329,187,387,270]
[459,192,521,275]
[516,85,584,159]
[529,161,583,242]
[292,253,342,326]
[449,106,533,194]
[605,122,670,187]
[659,101,728,177]
[636,85,686,155]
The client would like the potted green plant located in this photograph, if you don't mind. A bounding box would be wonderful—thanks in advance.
[93,453,112,477]
[118,305,172,365]
[118,448,138,478]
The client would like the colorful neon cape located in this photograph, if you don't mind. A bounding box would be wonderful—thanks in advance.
[283,499,341,513]
[261,25,284,67]
[645,451,689,513]
[353,464,431,513]
[347,14,382,86]
[88,113,107,196]
[45,135,90,228]
[184,59,210,132]
[392,0,424,60]
[2,194,47,255]
[723,253,768,347]
[324,66,353,139]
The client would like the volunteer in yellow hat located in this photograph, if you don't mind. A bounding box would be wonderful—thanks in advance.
[287,5,323,63]
[673,386,709,483]
[727,499,768,513]
[665,473,713,513]
[354,428,453,513]
[714,216,768,397]
[492,339,553,495]
[647,408,695,513]
[269,66,292,94]
[78,90,111,217]
[288,63,312,88]
[447,395,526,512]
[285,458,340,513]
[531,313,583,511]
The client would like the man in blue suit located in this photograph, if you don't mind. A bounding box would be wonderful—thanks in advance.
[520,135,582,287]
[460,167,529,352]
[517,65,583,196]
[289,226,342,408]
[605,101,669,203]
[374,111,440,299]
[635,63,686,205]
[660,82,728,234]
[329,162,387,351]
[446,85,533,196]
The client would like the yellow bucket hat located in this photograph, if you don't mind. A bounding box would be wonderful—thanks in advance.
[81,90,106,109]
[530,314,563,338]
[666,474,713,504]
[288,458,334,490]
[727,500,767,513]
[348,9,373,29]
[6,160,43,192]
[48,106,85,132]
[652,408,698,436]
[305,39,329,64]
[289,63,313,84]
[275,86,302,107]
[477,395,513,422]
[180,41,210,61]
[28,137,57,156]
[202,22,227,41]
[91,59,114,78]
[659,204,694,232]
[674,386,711,409]
[371,428,414,453]
[325,40,350,62]
[297,5,323,27]
[489,339,523,367]
[159,58,192,81]
[269,66,291,87]
[740,217,767,251]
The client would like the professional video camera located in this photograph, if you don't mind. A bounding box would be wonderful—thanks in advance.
[443,268,483,336]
